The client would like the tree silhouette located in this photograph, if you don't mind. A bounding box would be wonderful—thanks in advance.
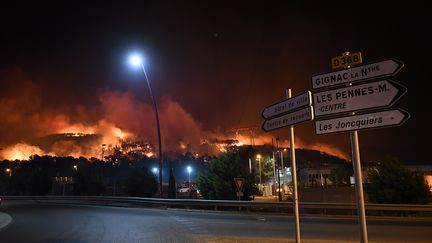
[365,156,431,204]
[329,163,353,186]
[124,167,157,197]
[197,152,258,200]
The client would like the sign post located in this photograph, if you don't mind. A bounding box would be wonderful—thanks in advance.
[261,89,313,243]
[312,52,410,243]
[350,128,368,243]
[333,51,370,243]
[287,89,301,243]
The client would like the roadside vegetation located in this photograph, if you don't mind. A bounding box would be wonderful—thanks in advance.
[365,156,432,204]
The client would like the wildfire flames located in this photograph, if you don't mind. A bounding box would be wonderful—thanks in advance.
[1,143,48,161]
[0,68,348,161]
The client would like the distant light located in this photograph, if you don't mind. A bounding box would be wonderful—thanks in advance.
[129,54,143,66]
[187,166,192,173]
[152,167,158,173]
[146,152,154,158]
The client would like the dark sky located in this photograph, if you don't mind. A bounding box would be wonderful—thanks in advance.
[0,2,430,163]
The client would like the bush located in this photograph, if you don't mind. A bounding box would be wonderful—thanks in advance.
[365,157,431,204]
[197,152,258,200]
[124,168,158,197]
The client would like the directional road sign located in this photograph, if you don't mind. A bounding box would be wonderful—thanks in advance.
[313,80,407,117]
[262,106,313,132]
[315,109,410,134]
[262,91,311,119]
[312,59,404,90]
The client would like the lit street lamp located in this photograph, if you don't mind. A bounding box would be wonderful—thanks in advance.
[5,168,12,177]
[129,53,163,198]
[187,166,192,188]
[256,154,262,186]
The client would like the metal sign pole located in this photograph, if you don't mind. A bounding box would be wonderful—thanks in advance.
[351,130,368,243]
[341,51,368,243]
[287,89,301,243]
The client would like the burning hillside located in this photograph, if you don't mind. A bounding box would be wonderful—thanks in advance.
[0,68,348,161]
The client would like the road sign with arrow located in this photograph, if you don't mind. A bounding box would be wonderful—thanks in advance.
[315,109,410,134]
[312,59,404,90]
[313,80,407,117]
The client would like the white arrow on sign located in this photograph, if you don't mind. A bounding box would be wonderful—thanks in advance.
[262,91,311,119]
[312,59,403,90]
[313,80,406,117]
[315,109,410,134]
[262,106,313,132]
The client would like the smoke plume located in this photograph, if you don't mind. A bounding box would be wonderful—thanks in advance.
[0,68,348,161]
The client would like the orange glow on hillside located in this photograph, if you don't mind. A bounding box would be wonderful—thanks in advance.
[425,175,432,191]
[0,143,48,160]
[0,69,349,161]
[232,133,349,160]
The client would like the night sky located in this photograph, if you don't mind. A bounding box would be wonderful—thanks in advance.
[0,2,429,163]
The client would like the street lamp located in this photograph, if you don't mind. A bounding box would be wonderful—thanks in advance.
[129,53,163,198]
[73,165,78,171]
[187,166,192,188]
[5,168,11,177]
[281,148,287,184]
[256,154,262,186]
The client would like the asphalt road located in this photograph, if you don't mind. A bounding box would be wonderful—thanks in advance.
[1,201,431,243]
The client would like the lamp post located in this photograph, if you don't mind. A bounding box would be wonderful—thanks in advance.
[130,54,163,198]
[282,148,287,184]
[187,166,192,188]
[256,154,262,186]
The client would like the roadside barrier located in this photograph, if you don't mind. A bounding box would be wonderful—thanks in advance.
[3,196,432,217]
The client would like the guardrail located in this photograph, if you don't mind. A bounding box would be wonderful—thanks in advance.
[3,196,432,216]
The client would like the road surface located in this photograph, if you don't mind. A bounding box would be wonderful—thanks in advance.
[1,201,431,242]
